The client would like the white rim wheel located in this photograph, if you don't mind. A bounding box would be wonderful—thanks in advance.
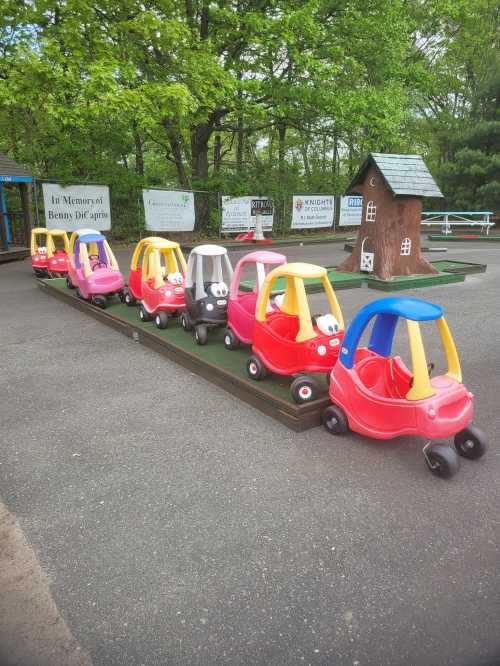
[225,335,231,346]
[249,362,257,376]
[155,315,160,326]
[299,386,312,400]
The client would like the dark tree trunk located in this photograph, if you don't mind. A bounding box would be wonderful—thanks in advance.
[338,165,438,281]
[213,133,221,173]
[133,124,144,177]
[164,122,191,189]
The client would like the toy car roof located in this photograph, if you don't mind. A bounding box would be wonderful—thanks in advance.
[340,297,444,369]
[190,244,228,256]
[237,250,286,265]
[146,239,180,250]
[79,233,105,243]
[268,262,327,280]
[31,227,49,235]
[48,228,68,236]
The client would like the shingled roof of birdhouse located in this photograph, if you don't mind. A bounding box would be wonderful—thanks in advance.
[0,152,32,178]
[347,153,444,198]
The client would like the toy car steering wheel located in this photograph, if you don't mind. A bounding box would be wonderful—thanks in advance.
[89,254,98,260]
[92,261,107,271]
[408,362,435,388]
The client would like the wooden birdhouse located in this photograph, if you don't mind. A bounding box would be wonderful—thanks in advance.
[338,153,444,281]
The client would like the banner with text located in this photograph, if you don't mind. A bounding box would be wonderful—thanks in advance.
[221,196,273,232]
[143,189,195,232]
[338,195,363,226]
[42,183,111,231]
[291,195,335,229]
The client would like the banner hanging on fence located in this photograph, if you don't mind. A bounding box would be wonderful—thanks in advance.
[143,189,195,232]
[42,183,111,231]
[338,196,363,226]
[291,195,335,229]
[221,196,273,232]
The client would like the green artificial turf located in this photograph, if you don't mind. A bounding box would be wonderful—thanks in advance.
[428,234,500,242]
[47,278,329,403]
[431,260,487,275]
[240,267,363,293]
[365,271,464,291]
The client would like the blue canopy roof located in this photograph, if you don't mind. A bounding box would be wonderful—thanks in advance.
[79,233,105,243]
[340,297,443,369]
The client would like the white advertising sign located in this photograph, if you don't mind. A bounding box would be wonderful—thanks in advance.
[291,195,335,229]
[338,195,363,226]
[221,196,273,232]
[143,189,195,232]
[42,183,111,231]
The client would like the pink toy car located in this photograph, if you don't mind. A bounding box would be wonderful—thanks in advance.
[66,232,125,308]
[224,250,286,350]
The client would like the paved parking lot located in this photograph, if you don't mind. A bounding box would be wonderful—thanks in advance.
[0,240,499,665]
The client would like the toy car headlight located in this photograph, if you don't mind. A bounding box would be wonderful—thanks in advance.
[316,314,340,336]
[210,282,228,298]
[167,272,183,285]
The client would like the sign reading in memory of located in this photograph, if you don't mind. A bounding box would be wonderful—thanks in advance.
[221,196,274,232]
[42,183,111,231]
[291,195,335,229]
[143,189,195,232]
[338,195,363,227]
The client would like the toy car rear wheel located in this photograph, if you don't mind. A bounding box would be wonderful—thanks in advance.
[322,405,348,435]
[224,329,240,350]
[180,311,193,331]
[291,376,319,404]
[139,305,152,322]
[124,290,136,306]
[195,325,208,345]
[155,312,169,329]
[66,276,75,289]
[454,425,487,460]
[91,295,107,309]
[425,444,460,479]
[246,355,267,380]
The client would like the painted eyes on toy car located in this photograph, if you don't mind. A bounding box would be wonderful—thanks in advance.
[316,314,340,336]
[166,272,183,285]
[209,282,228,298]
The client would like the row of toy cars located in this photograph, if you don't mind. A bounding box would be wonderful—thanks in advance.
[32,228,486,479]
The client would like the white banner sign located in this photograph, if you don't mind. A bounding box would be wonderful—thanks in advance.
[221,196,273,232]
[338,196,363,226]
[291,195,335,229]
[143,189,195,232]
[42,183,111,231]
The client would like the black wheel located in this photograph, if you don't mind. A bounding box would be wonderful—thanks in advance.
[155,311,169,329]
[139,305,152,322]
[180,311,193,331]
[322,405,348,435]
[290,376,319,404]
[66,276,75,289]
[91,295,107,309]
[246,355,267,380]
[195,325,208,345]
[224,328,240,350]
[325,371,331,387]
[124,290,136,306]
[425,444,460,479]
[76,288,83,299]
[454,425,487,460]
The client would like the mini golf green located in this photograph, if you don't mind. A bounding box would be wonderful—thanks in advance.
[431,260,487,275]
[428,234,500,242]
[240,267,363,293]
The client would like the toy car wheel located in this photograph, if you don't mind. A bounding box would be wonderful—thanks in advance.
[76,288,83,299]
[180,312,193,331]
[246,355,267,380]
[322,405,348,435]
[454,425,487,460]
[195,325,208,345]
[66,276,75,289]
[325,371,332,387]
[290,376,319,404]
[124,290,136,306]
[224,329,240,350]
[155,312,169,330]
[139,305,152,322]
[91,295,107,309]
[425,444,460,479]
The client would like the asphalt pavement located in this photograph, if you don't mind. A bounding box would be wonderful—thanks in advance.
[0,239,499,665]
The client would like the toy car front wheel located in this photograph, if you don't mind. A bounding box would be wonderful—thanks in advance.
[139,305,152,322]
[91,295,107,309]
[180,312,193,331]
[224,329,240,350]
[322,405,348,435]
[425,444,460,479]
[246,355,267,380]
[195,325,208,345]
[124,290,136,306]
[155,312,169,329]
[290,376,319,404]
[66,276,75,289]
[454,425,487,460]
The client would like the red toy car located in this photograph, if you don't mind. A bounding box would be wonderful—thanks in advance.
[323,297,487,478]
[246,262,345,403]
[122,236,165,305]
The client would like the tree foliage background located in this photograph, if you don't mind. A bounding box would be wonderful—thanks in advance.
[0,0,498,235]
